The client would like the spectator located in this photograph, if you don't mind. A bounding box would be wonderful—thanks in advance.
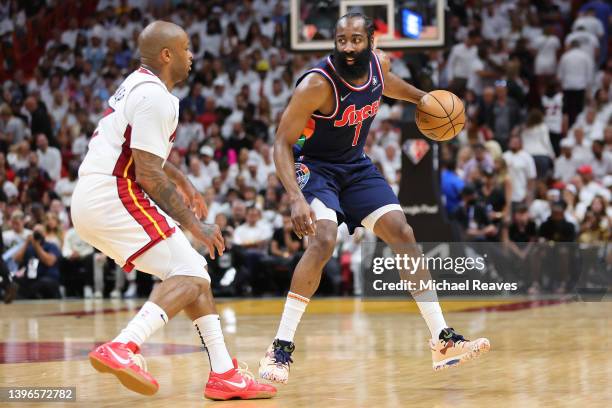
[554,138,579,182]
[263,211,304,294]
[13,224,62,299]
[557,41,594,127]
[447,30,480,96]
[520,109,555,179]
[2,210,31,272]
[54,161,79,208]
[503,135,536,206]
[452,184,498,242]
[22,96,53,142]
[0,103,29,146]
[590,140,612,179]
[61,219,95,298]
[501,203,538,293]
[492,81,521,149]
[441,158,465,216]
[187,156,210,193]
[541,80,565,156]
[35,133,62,181]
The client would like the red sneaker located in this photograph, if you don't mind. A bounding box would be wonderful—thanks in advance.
[89,341,159,395]
[204,358,277,400]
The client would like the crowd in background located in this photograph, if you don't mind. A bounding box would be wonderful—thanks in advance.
[0,0,610,302]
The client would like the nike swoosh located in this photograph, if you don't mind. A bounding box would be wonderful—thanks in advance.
[341,93,351,101]
[224,378,247,389]
[107,346,132,365]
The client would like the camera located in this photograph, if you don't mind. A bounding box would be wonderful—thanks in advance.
[32,231,44,243]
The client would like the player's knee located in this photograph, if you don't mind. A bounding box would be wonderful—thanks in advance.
[390,224,415,244]
[311,232,336,258]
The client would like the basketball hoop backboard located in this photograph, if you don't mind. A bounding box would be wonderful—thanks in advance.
[290,0,445,51]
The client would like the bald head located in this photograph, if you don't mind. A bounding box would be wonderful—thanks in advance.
[137,20,193,86]
[138,20,185,62]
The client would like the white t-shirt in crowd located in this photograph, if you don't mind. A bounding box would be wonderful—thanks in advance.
[564,31,599,61]
[55,177,77,207]
[503,150,537,202]
[446,43,478,80]
[572,16,604,38]
[557,48,594,91]
[554,155,579,182]
[233,221,273,246]
[521,123,555,158]
[533,35,561,76]
[37,147,62,181]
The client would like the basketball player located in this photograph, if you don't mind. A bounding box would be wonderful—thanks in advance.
[259,13,490,383]
[71,21,275,400]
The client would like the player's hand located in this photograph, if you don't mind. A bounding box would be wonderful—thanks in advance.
[179,183,208,220]
[192,223,225,260]
[290,196,316,238]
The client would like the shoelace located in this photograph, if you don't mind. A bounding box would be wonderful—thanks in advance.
[127,349,148,371]
[235,361,254,381]
[273,347,293,365]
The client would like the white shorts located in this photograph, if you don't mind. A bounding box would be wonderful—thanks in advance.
[71,174,209,281]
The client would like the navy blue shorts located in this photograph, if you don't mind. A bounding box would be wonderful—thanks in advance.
[295,155,400,233]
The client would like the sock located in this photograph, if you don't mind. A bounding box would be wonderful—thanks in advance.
[113,301,168,346]
[275,292,309,342]
[193,314,233,373]
[412,290,447,340]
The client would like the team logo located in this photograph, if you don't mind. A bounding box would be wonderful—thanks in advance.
[295,162,310,189]
[372,76,378,86]
[402,139,430,165]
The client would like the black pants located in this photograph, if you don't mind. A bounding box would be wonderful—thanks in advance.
[563,90,585,128]
[549,132,562,157]
[17,276,60,299]
[61,254,94,297]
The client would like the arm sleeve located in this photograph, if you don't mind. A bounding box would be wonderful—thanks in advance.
[124,83,175,159]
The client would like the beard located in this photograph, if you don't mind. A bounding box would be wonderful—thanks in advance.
[332,45,371,82]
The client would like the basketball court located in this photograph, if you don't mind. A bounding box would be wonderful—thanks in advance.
[1,298,610,407]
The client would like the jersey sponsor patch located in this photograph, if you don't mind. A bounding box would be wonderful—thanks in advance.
[295,162,310,189]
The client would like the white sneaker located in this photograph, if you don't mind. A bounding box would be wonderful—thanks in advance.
[258,339,294,384]
[94,291,103,299]
[110,290,121,299]
[84,286,93,299]
[431,328,490,371]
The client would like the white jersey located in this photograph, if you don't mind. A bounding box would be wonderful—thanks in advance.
[542,93,563,134]
[79,67,179,180]
[71,67,210,279]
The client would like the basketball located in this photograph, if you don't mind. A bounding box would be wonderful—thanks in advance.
[415,90,465,142]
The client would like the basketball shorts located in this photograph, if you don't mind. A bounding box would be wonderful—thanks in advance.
[71,174,209,281]
[295,155,402,233]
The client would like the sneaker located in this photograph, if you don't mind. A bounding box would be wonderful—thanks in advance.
[431,328,490,371]
[94,291,103,299]
[124,283,138,298]
[3,282,18,304]
[205,358,276,400]
[258,339,294,384]
[84,286,93,299]
[110,290,121,299]
[89,341,159,395]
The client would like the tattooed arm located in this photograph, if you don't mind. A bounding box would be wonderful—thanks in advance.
[132,148,223,258]
[163,161,208,219]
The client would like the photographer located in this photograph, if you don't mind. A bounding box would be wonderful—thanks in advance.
[13,224,62,299]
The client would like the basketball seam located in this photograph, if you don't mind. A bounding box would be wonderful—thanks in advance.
[428,92,456,130]
[418,107,465,131]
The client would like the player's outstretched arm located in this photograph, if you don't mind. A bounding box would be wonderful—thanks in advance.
[273,74,331,237]
[132,149,224,258]
[374,49,426,104]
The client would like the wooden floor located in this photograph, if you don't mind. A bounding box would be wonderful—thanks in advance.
[1,297,610,407]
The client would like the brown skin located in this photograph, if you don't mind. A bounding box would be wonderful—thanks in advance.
[273,16,428,298]
[130,21,223,319]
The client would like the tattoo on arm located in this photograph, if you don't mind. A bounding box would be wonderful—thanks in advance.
[132,149,197,230]
[163,161,189,189]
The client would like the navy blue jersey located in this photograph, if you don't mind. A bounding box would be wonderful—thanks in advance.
[293,52,385,163]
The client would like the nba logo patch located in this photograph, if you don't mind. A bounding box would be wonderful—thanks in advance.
[402,139,430,165]
[295,162,310,189]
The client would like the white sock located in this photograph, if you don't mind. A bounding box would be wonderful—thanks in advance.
[412,290,447,340]
[113,301,168,346]
[275,292,309,342]
[193,314,233,373]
